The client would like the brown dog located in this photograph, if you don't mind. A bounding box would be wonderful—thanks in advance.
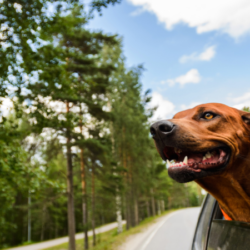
[150,103,250,223]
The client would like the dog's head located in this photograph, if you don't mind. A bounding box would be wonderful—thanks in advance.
[150,103,250,183]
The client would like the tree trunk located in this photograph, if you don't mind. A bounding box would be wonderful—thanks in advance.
[66,102,76,250]
[134,198,139,225]
[79,110,88,249]
[128,155,135,228]
[80,147,88,249]
[111,122,123,234]
[151,189,156,216]
[55,218,58,239]
[123,149,131,230]
[146,200,150,218]
[130,197,135,227]
[40,205,46,241]
[91,163,96,246]
[116,194,123,233]
[27,190,31,242]
[125,192,131,230]
[168,197,172,209]
[130,186,135,227]
[157,200,161,215]
[161,200,165,212]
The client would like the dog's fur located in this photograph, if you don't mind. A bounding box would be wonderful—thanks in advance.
[151,103,250,223]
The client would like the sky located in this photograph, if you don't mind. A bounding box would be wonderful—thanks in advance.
[85,0,250,120]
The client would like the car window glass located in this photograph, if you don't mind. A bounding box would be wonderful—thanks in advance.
[212,202,224,220]
[208,220,250,250]
[192,194,215,250]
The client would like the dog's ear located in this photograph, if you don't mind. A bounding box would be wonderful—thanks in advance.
[240,111,250,125]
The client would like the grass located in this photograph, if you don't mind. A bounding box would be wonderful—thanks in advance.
[43,209,177,250]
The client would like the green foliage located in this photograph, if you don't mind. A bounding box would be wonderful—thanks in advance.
[90,0,122,13]
[0,0,79,97]
[0,1,202,249]
[243,107,250,112]
[24,5,118,138]
[0,113,66,248]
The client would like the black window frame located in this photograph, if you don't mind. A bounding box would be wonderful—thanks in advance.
[191,194,217,250]
[192,193,250,250]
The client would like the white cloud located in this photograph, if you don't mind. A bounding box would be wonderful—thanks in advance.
[231,92,250,103]
[231,92,250,110]
[179,46,216,64]
[128,0,250,38]
[166,69,201,87]
[199,46,216,61]
[150,92,175,121]
[180,102,201,110]
[130,7,145,16]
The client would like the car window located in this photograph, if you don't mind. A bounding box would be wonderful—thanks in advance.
[192,194,216,250]
[212,201,223,220]
[207,220,250,250]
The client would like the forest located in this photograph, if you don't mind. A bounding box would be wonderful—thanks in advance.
[0,1,202,249]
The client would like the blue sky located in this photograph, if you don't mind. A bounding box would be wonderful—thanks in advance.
[85,0,250,120]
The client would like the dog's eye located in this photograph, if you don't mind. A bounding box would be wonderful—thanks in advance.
[203,112,214,120]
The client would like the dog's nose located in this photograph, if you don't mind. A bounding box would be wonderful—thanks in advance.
[150,120,175,139]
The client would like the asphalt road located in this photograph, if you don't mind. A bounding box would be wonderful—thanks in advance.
[8,208,200,250]
[139,207,200,250]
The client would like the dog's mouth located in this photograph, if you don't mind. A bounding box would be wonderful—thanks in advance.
[164,146,230,172]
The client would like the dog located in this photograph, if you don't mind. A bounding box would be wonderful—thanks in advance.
[150,103,250,223]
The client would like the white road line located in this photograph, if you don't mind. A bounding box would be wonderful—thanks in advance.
[139,210,181,250]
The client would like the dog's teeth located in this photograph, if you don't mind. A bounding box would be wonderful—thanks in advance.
[183,156,188,164]
[205,151,212,158]
[167,160,170,166]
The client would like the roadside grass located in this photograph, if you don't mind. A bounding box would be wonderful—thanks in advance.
[43,209,177,250]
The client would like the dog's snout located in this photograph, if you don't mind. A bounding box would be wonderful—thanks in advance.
[150,127,157,137]
[159,122,174,133]
[150,120,175,139]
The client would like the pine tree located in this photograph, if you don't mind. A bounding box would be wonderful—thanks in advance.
[0,0,79,98]
[110,61,152,228]
[90,0,122,13]
[0,2,204,248]
[22,6,117,249]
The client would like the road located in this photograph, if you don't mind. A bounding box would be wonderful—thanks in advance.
[8,208,199,250]
[120,207,200,250]
[7,221,125,250]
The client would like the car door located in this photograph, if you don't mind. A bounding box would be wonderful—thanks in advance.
[192,194,216,250]
[192,193,250,250]
[207,203,250,250]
